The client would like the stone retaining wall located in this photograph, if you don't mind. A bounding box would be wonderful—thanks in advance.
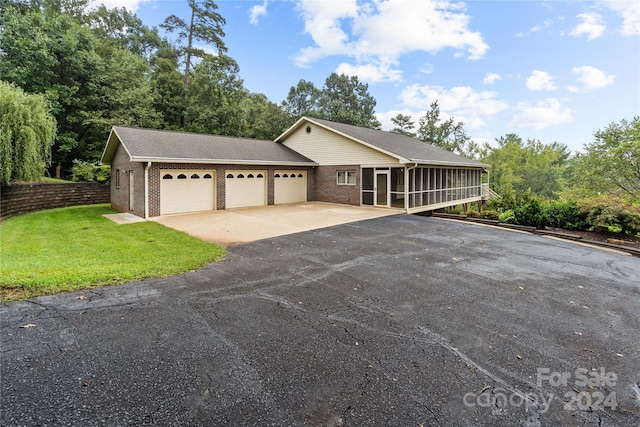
[1,182,110,221]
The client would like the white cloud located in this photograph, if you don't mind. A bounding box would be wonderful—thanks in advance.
[88,0,151,12]
[376,109,420,132]
[517,18,553,37]
[572,65,616,89]
[249,0,268,25]
[335,61,403,83]
[400,84,508,129]
[294,0,488,81]
[508,98,574,130]
[530,18,553,33]
[601,0,640,35]
[570,12,606,40]
[420,63,434,75]
[483,73,501,85]
[526,70,557,91]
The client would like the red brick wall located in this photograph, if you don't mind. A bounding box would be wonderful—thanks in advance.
[110,145,145,217]
[314,165,360,206]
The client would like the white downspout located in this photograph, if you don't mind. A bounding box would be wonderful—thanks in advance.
[144,162,151,219]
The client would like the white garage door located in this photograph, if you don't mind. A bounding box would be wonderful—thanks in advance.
[274,170,307,204]
[225,170,266,209]
[160,170,215,215]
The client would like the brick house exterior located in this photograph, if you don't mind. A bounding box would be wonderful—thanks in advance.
[110,143,146,218]
[314,165,361,206]
[101,117,489,218]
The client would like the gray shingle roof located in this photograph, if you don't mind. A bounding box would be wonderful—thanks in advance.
[305,117,488,167]
[102,126,316,165]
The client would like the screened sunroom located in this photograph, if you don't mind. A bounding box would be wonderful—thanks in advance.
[361,166,485,213]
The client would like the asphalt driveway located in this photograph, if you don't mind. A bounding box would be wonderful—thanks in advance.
[2,215,639,426]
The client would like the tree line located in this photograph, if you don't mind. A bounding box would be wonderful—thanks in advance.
[389,106,639,234]
[0,0,381,179]
[1,0,638,234]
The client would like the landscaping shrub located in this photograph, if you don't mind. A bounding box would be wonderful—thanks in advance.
[499,209,517,224]
[445,205,463,214]
[479,210,500,221]
[71,161,111,184]
[578,196,640,235]
[485,188,542,213]
[462,209,499,221]
[513,198,548,228]
[485,189,517,212]
[545,200,588,230]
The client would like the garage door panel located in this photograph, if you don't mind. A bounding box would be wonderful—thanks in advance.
[225,170,266,209]
[274,170,307,204]
[161,170,215,215]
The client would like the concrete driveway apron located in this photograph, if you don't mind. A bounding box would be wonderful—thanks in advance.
[150,202,401,244]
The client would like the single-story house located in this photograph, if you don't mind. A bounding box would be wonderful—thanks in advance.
[100,116,490,219]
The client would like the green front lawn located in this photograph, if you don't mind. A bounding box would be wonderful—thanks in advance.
[0,205,226,302]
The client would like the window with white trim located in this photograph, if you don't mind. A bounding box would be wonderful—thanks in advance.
[337,171,356,185]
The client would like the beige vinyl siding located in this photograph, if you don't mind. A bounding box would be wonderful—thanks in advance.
[282,123,399,166]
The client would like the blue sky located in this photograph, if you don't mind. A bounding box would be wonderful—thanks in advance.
[97,0,639,152]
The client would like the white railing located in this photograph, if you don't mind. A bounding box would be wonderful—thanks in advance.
[481,183,500,200]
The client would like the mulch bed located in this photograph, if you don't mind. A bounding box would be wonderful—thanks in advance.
[542,227,640,249]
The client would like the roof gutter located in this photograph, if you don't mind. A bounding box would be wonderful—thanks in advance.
[131,157,318,167]
[409,159,490,168]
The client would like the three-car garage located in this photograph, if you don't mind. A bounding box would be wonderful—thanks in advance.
[159,169,309,215]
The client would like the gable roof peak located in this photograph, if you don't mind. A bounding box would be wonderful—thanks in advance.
[282,116,488,168]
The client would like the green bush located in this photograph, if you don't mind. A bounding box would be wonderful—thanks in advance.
[514,198,548,228]
[485,188,543,213]
[578,196,640,235]
[545,200,588,230]
[513,199,547,228]
[499,209,517,224]
[466,210,480,218]
[71,161,111,184]
[479,210,500,221]
[466,210,499,220]
[445,205,463,214]
[485,188,517,212]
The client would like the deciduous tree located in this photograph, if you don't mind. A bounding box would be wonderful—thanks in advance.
[185,54,245,136]
[282,74,381,128]
[482,134,570,198]
[0,82,56,183]
[282,80,322,120]
[0,4,163,174]
[150,46,186,130]
[240,93,291,140]
[319,73,380,128]
[568,117,640,202]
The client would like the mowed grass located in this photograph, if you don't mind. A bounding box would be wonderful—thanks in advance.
[0,205,226,302]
